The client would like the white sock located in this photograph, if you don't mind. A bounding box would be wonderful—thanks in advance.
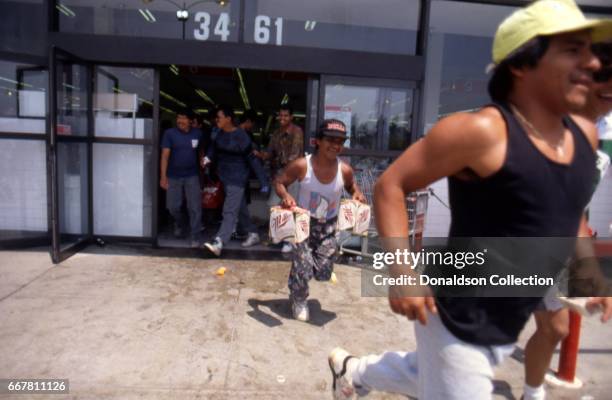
[348,357,361,386]
[523,383,546,400]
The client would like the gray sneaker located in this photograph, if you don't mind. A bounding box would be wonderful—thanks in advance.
[241,232,261,247]
[292,299,309,322]
[203,237,223,257]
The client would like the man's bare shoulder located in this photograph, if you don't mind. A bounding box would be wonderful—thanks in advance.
[340,160,354,177]
[427,107,506,148]
[569,113,598,151]
[288,156,308,171]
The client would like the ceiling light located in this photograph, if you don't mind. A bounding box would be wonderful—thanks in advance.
[235,68,250,110]
[56,3,76,18]
[195,89,215,105]
[304,20,317,31]
[138,8,156,23]
[176,9,188,21]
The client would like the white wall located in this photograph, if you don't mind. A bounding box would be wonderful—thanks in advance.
[424,178,451,238]
[0,139,47,232]
[590,174,612,238]
[93,143,149,236]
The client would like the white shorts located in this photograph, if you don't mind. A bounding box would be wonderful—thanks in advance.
[536,286,565,312]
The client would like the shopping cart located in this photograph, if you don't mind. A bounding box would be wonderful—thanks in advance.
[338,167,429,258]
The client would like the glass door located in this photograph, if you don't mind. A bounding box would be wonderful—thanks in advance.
[0,57,50,249]
[318,75,418,173]
[49,46,92,263]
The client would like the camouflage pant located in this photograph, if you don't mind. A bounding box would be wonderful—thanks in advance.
[288,217,338,302]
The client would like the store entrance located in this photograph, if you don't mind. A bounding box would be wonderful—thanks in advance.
[156,65,309,250]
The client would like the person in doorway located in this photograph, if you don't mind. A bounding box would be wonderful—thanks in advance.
[521,40,612,400]
[275,119,366,321]
[254,104,304,253]
[202,105,260,256]
[160,108,203,248]
[230,110,270,244]
[240,109,270,198]
[191,113,205,130]
[327,1,612,399]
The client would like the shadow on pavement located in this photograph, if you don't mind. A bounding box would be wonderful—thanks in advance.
[492,380,517,400]
[247,298,337,328]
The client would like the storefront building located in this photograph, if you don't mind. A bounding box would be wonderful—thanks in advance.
[0,0,610,262]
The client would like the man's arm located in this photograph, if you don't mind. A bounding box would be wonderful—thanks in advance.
[160,148,171,190]
[375,109,505,237]
[274,158,306,208]
[254,132,276,160]
[341,163,366,203]
[287,126,304,163]
[374,108,506,324]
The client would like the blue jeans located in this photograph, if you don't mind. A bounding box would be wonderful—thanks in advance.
[215,184,257,244]
[167,175,202,239]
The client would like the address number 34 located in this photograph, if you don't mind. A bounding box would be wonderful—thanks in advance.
[193,13,283,45]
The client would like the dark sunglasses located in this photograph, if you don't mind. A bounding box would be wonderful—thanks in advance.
[593,67,612,83]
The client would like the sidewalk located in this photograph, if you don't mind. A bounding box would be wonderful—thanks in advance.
[0,247,610,399]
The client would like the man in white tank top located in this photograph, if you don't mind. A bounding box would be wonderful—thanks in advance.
[274,119,366,322]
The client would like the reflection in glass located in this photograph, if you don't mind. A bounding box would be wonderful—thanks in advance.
[0,60,47,134]
[93,144,153,237]
[0,139,48,239]
[244,0,419,55]
[0,0,46,56]
[324,84,379,150]
[58,0,240,42]
[56,62,88,137]
[324,83,412,151]
[94,66,154,139]
[385,90,412,150]
[422,1,516,135]
[57,142,89,247]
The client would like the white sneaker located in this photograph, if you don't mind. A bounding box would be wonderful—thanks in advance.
[292,299,309,322]
[281,242,293,253]
[203,237,223,257]
[241,232,260,247]
[328,347,361,399]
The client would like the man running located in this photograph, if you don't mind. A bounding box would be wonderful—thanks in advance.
[275,119,366,321]
[522,39,612,400]
[328,0,612,398]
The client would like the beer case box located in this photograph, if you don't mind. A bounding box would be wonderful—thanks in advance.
[354,203,372,236]
[338,199,357,231]
[269,206,311,244]
[294,207,310,243]
[269,207,296,244]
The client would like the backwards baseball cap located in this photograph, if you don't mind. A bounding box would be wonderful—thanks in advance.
[318,119,348,139]
[491,0,612,66]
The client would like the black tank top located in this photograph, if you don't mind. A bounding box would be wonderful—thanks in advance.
[436,103,596,346]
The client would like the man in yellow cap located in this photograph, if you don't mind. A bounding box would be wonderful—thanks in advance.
[522,40,612,400]
[327,0,612,399]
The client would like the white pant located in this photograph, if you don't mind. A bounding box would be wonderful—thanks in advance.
[353,313,515,400]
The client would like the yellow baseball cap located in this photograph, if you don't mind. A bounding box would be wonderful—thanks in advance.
[492,0,612,66]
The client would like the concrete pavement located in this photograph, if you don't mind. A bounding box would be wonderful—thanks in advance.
[0,246,610,399]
